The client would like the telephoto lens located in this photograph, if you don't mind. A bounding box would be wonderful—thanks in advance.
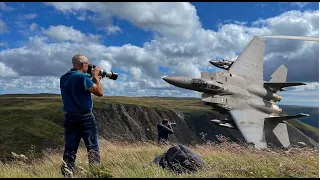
[170,122,177,126]
[87,64,118,80]
[100,70,118,80]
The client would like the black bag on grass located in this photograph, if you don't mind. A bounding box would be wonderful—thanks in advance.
[158,144,206,174]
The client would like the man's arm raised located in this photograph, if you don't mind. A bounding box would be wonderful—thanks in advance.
[88,67,103,97]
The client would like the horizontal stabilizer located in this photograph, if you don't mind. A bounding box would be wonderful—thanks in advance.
[265,113,309,122]
[264,82,306,91]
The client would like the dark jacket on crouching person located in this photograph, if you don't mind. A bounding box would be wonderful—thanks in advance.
[157,119,174,143]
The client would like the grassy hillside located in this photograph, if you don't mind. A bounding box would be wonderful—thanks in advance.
[0,94,210,161]
[0,139,318,178]
[0,94,212,112]
[281,105,319,128]
[0,94,318,162]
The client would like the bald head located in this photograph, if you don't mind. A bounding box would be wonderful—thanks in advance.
[72,54,88,67]
[72,54,89,72]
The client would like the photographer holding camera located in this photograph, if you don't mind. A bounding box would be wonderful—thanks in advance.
[59,53,105,177]
[157,118,175,144]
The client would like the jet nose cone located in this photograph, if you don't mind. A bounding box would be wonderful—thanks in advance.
[162,76,171,83]
[162,76,185,84]
[162,76,193,89]
[209,60,217,65]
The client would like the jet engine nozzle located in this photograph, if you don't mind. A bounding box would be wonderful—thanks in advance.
[272,93,282,102]
[272,103,282,115]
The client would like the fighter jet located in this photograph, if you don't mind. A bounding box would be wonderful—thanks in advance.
[162,35,317,149]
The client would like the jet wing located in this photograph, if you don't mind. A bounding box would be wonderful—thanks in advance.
[228,36,265,80]
[265,113,309,123]
[229,106,269,149]
[264,82,306,91]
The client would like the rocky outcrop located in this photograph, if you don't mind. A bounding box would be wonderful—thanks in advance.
[93,103,318,148]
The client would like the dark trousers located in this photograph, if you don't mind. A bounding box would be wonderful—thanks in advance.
[61,112,100,175]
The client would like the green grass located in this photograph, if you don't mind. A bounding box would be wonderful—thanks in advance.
[0,140,318,178]
[291,120,319,135]
[0,109,64,161]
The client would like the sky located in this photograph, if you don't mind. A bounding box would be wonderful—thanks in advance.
[0,2,319,107]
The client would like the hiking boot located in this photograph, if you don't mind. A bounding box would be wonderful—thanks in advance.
[61,162,74,178]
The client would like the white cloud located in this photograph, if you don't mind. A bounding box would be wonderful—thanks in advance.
[290,2,310,8]
[75,11,87,21]
[105,25,122,35]
[0,2,15,11]
[44,2,91,11]
[0,76,60,93]
[0,3,318,105]
[45,2,201,40]
[30,23,38,31]
[0,19,7,34]
[290,82,319,92]
[279,2,311,9]
[98,60,112,72]
[252,10,318,37]
[42,25,101,43]
[2,7,318,82]
[17,13,38,20]
[0,36,109,76]
[0,62,19,78]
[43,3,318,80]
[248,10,319,82]
[129,66,142,81]
[278,90,319,107]
[0,42,7,47]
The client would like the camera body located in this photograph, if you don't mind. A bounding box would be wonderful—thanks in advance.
[87,64,118,80]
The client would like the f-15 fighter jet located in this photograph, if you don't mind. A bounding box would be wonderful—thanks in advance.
[162,35,318,149]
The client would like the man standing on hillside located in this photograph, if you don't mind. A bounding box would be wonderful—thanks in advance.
[157,118,174,144]
[60,53,104,178]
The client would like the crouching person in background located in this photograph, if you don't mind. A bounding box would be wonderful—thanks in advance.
[60,54,103,178]
[157,118,174,145]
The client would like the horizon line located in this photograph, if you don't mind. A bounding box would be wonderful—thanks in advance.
[0,93,318,108]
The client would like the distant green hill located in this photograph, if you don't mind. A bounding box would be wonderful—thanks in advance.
[280,105,319,128]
